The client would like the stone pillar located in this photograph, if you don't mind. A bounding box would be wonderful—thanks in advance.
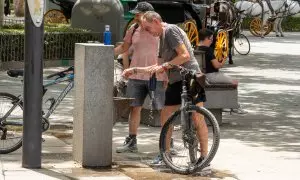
[73,43,114,167]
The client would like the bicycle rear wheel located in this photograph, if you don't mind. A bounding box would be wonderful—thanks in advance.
[0,93,23,154]
[159,105,220,174]
[234,33,250,55]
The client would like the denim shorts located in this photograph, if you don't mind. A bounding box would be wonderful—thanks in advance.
[126,79,165,109]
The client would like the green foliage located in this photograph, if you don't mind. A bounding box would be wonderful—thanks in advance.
[0,23,89,34]
[0,24,100,62]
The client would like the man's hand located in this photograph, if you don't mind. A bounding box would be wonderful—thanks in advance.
[122,68,134,79]
[148,65,165,75]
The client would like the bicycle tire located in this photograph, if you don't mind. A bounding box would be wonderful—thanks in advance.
[188,133,198,164]
[159,105,220,175]
[0,93,23,154]
[187,113,198,164]
[234,33,250,55]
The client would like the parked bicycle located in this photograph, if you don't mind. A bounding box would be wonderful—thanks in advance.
[230,9,251,55]
[0,66,74,154]
[159,65,220,175]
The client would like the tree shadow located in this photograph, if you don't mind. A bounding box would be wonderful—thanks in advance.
[221,53,300,154]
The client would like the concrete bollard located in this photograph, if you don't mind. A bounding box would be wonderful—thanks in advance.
[73,43,114,167]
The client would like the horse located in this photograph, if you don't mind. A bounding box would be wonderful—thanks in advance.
[273,0,300,37]
[235,0,287,38]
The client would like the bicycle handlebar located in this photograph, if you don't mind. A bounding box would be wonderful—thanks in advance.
[46,66,74,79]
[168,64,196,76]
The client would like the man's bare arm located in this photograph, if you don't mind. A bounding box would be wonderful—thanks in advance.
[211,57,226,69]
[114,41,130,56]
[166,43,190,66]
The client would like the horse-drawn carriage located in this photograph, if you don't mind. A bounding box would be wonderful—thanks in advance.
[123,0,231,62]
[44,0,76,24]
[43,0,245,62]
[236,0,300,37]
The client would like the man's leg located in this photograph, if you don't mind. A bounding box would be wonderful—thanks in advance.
[151,81,181,164]
[160,105,180,152]
[129,106,142,136]
[192,102,208,157]
[116,79,147,153]
[151,105,179,165]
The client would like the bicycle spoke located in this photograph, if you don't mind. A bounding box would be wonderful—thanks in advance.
[160,106,219,174]
[0,93,23,154]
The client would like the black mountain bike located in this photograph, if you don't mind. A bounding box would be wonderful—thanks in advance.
[159,65,220,175]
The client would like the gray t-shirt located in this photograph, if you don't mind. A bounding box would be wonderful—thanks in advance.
[159,24,200,84]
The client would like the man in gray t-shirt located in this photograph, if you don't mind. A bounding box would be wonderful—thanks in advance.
[160,23,200,84]
[142,11,209,168]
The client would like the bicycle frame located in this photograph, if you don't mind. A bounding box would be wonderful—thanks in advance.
[43,74,74,119]
[1,73,74,127]
[179,71,193,135]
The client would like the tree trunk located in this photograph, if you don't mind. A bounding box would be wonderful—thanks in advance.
[14,0,25,17]
[0,0,4,27]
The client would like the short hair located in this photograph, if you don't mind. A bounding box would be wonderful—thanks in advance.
[143,11,162,23]
[199,29,214,41]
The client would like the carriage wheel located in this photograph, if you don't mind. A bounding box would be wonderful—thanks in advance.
[123,18,137,37]
[264,21,274,36]
[249,18,272,37]
[214,30,229,62]
[182,20,199,47]
[44,9,68,24]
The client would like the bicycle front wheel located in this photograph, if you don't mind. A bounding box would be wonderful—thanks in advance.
[0,93,23,154]
[159,105,220,174]
[234,33,250,55]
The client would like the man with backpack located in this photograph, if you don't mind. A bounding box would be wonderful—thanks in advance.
[114,2,167,153]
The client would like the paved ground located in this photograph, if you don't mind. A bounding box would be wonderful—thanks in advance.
[0,32,300,179]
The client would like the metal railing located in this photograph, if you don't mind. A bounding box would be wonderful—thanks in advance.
[1,19,25,25]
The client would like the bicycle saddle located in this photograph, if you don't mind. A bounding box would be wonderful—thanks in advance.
[7,69,24,78]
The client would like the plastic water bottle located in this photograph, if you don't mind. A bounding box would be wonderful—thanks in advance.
[149,73,157,99]
[103,25,111,45]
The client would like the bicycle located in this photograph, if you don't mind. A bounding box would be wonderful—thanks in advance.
[0,66,74,154]
[230,9,251,55]
[159,65,220,175]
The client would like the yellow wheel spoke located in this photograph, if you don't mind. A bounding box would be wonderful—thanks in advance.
[215,30,228,61]
[179,20,199,48]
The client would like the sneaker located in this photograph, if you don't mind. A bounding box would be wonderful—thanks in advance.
[116,136,138,153]
[196,156,211,172]
[230,104,248,114]
[231,107,247,114]
[150,154,165,166]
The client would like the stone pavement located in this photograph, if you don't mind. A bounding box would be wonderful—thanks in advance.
[0,32,300,179]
